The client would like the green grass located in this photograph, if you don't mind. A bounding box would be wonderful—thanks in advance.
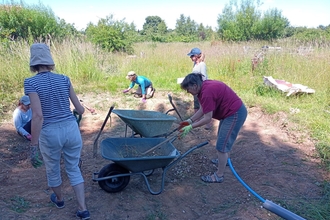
[9,196,30,213]
[283,181,330,220]
[1,39,329,218]
[145,211,168,220]
[1,39,329,161]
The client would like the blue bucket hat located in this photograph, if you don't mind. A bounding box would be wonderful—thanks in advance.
[187,47,201,56]
[30,43,55,66]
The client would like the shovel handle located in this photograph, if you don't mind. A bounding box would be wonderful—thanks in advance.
[141,134,178,156]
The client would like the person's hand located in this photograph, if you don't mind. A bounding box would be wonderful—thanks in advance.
[30,146,43,168]
[123,89,129,93]
[177,119,192,130]
[179,124,193,139]
[141,98,146,103]
[25,134,32,141]
[72,109,82,125]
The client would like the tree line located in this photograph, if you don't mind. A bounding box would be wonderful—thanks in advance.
[1,0,329,54]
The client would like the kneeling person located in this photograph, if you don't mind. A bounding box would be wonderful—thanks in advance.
[123,71,155,102]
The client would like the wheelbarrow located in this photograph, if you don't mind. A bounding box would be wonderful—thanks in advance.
[92,137,208,195]
[92,106,178,157]
[92,95,185,157]
[112,109,177,138]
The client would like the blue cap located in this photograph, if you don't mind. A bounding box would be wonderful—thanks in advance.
[187,48,201,56]
[20,95,30,105]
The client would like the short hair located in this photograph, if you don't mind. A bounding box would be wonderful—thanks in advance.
[180,73,203,90]
[30,65,55,73]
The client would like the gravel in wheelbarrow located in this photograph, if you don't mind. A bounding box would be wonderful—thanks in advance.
[112,109,177,137]
[100,137,180,173]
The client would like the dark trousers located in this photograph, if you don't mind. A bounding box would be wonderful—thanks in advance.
[23,120,32,134]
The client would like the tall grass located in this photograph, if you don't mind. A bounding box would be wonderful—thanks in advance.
[1,39,330,162]
[1,38,330,218]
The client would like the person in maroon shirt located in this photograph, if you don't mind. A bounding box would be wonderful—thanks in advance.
[179,73,247,183]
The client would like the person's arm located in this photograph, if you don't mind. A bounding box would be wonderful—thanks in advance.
[27,93,43,168]
[190,108,213,128]
[179,110,213,138]
[190,107,203,123]
[123,82,134,93]
[29,93,43,146]
[199,62,208,80]
[139,78,147,97]
[135,76,148,99]
[13,109,29,136]
[69,84,85,115]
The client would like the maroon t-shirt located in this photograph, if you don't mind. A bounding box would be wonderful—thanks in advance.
[198,80,242,120]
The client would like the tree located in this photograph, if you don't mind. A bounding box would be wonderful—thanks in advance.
[0,2,77,41]
[140,16,168,42]
[142,16,167,35]
[85,15,137,54]
[157,21,167,35]
[175,14,199,41]
[217,0,261,41]
[253,8,289,40]
[292,27,330,43]
[217,0,288,41]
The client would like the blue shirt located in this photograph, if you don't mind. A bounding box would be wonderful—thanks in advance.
[13,108,32,135]
[129,76,152,95]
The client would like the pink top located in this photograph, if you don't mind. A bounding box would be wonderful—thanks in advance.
[198,80,242,120]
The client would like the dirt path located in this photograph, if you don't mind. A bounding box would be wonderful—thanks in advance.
[0,92,328,220]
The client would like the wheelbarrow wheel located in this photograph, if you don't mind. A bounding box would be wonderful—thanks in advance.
[98,163,130,193]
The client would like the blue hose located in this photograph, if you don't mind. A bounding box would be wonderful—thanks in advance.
[227,158,306,220]
[227,158,265,203]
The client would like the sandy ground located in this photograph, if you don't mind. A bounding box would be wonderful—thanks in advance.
[0,91,329,220]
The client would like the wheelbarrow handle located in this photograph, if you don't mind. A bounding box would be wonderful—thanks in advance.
[163,141,209,173]
[195,141,209,149]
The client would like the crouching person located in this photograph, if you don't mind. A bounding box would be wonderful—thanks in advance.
[123,71,155,103]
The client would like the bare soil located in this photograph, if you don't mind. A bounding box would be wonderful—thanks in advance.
[0,91,329,220]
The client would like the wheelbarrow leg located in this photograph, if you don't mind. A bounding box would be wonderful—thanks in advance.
[142,141,209,195]
[93,106,114,158]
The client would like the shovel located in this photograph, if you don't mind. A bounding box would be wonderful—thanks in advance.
[141,132,178,156]
[80,99,97,115]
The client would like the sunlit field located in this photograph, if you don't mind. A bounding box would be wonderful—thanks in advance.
[1,39,330,164]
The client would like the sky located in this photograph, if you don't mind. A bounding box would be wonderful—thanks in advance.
[12,0,330,31]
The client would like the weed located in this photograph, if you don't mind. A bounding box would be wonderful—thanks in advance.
[10,196,30,213]
[145,211,168,220]
[283,181,330,220]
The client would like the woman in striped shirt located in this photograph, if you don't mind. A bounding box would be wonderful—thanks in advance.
[24,43,90,219]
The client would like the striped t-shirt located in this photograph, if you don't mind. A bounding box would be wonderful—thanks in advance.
[24,71,75,127]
